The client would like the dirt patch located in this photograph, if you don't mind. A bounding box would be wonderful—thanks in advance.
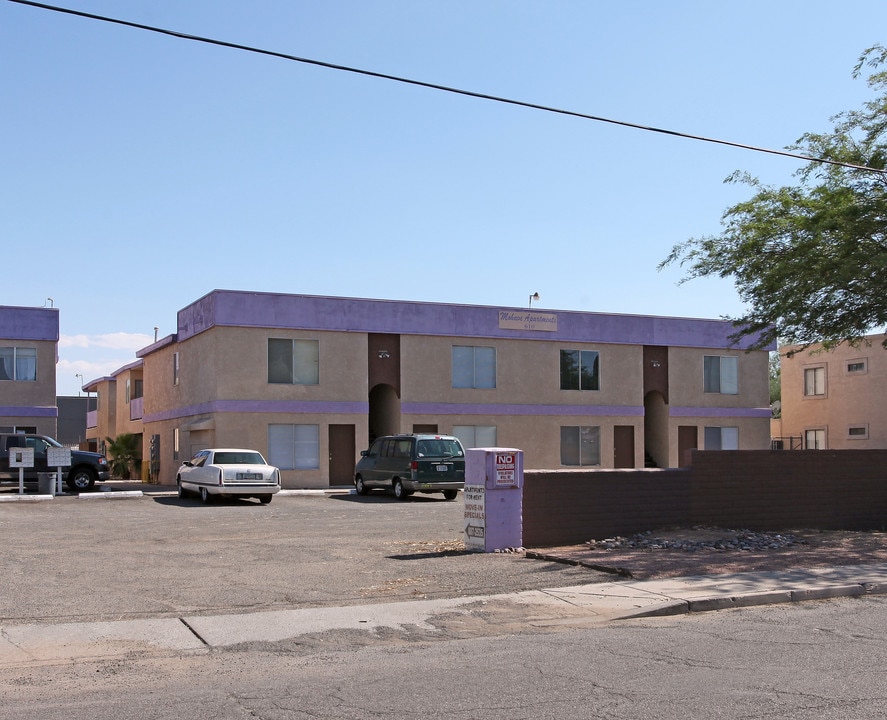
[530,528,887,580]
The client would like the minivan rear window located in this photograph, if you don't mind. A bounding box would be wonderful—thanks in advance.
[416,439,463,458]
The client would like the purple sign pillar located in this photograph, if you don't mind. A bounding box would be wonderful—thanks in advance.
[464,448,523,552]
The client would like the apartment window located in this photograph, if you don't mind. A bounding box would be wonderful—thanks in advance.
[703,356,738,394]
[847,359,867,374]
[805,428,826,449]
[804,366,826,396]
[268,424,320,470]
[133,379,144,399]
[560,349,600,391]
[704,426,739,450]
[452,346,496,389]
[453,425,497,448]
[560,426,601,466]
[268,339,319,385]
[125,378,131,404]
[173,428,180,462]
[173,352,180,386]
[848,425,869,440]
[0,346,37,382]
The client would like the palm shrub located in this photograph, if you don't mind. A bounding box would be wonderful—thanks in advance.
[105,433,141,480]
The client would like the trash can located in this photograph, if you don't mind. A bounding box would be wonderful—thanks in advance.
[37,472,56,494]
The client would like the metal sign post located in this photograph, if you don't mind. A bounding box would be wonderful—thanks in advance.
[47,447,72,496]
[9,447,35,495]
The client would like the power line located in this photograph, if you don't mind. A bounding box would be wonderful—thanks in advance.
[8,0,886,175]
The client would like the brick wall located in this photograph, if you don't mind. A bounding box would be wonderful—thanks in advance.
[522,451,887,547]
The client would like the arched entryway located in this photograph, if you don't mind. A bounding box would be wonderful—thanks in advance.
[643,390,669,468]
[368,383,400,442]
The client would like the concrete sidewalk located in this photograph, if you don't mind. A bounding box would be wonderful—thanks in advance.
[3,563,886,667]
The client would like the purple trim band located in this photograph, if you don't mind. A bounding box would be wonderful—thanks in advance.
[143,400,368,423]
[401,402,645,417]
[670,407,772,418]
[0,406,58,417]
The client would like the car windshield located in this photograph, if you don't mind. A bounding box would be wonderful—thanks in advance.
[213,451,266,465]
[416,439,463,458]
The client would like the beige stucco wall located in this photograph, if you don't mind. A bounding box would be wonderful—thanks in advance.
[780,338,887,449]
[136,325,772,486]
[400,335,643,406]
[1,339,57,407]
[668,347,770,409]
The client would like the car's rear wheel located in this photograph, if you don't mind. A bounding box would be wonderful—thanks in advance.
[393,479,410,500]
[66,468,96,492]
[177,479,186,499]
[354,476,368,495]
[199,487,211,504]
[259,495,272,504]
[443,490,458,501]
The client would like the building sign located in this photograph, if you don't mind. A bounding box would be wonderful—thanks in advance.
[463,483,486,551]
[498,310,558,332]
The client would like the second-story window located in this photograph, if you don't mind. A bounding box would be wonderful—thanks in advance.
[173,352,180,386]
[452,346,496,389]
[804,366,826,396]
[560,349,600,391]
[268,339,319,385]
[0,346,37,382]
[703,355,738,394]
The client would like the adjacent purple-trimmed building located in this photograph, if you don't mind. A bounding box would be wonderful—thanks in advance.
[126,290,773,488]
[0,305,59,436]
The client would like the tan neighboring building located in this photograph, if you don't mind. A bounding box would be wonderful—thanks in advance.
[777,334,887,450]
[0,305,59,437]
[112,291,773,488]
[84,360,144,467]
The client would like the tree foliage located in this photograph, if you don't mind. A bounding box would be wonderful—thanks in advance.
[661,46,887,352]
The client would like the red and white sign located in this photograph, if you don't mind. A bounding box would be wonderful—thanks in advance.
[495,453,516,485]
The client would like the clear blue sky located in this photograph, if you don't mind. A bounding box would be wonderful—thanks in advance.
[2,0,884,397]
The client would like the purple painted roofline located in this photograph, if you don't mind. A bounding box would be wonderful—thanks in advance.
[0,306,59,342]
[177,290,775,350]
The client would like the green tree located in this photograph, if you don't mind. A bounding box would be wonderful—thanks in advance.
[660,45,887,351]
[105,433,141,480]
[769,351,781,417]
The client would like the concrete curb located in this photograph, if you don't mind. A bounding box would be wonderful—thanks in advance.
[78,490,144,500]
[0,494,54,503]
[2,565,886,667]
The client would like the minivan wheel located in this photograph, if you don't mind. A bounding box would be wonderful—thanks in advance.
[442,490,458,501]
[393,479,410,500]
[259,495,272,504]
[354,476,368,496]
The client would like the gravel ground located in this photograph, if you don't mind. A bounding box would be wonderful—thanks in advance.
[531,527,887,580]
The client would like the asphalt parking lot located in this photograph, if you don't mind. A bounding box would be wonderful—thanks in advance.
[0,489,604,626]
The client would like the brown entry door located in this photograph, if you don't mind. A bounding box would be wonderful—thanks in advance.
[614,425,635,468]
[328,425,356,487]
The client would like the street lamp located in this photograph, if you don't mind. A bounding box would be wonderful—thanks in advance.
[75,373,83,397]
[528,292,540,308]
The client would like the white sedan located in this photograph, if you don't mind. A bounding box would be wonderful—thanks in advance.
[176,448,281,504]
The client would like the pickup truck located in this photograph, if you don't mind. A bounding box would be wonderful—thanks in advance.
[0,433,111,491]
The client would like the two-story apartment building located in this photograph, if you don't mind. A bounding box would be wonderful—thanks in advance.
[0,305,59,436]
[127,290,772,488]
[776,334,887,450]
[84,359,144,462]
